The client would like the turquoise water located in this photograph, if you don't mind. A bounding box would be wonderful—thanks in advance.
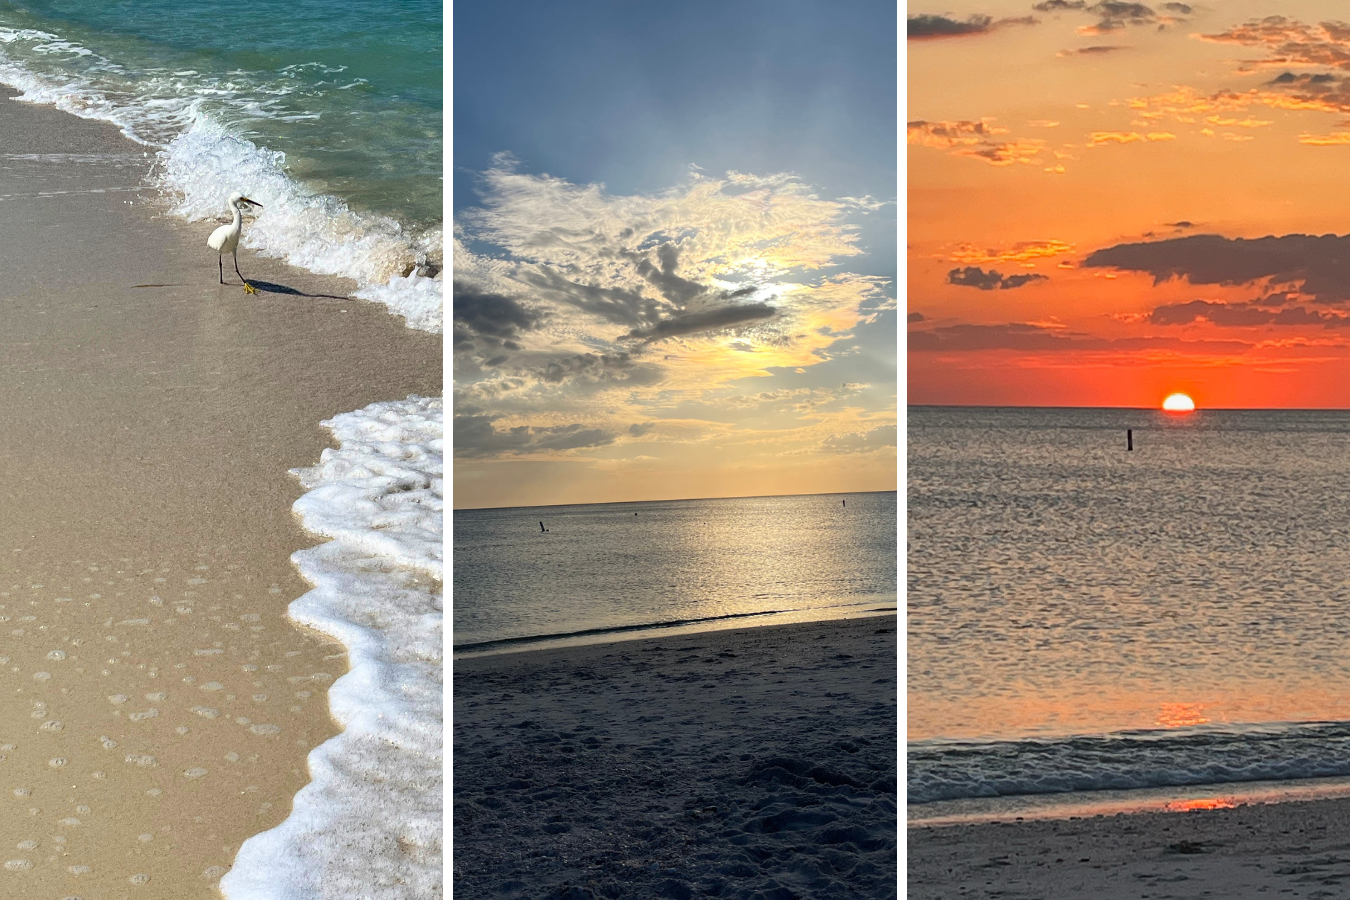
[0,0,443,329]
[0,0,441,230]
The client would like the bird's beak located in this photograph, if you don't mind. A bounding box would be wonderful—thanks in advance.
[241,197,262,208]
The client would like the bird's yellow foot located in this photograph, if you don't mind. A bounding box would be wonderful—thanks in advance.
[242,282,258,295]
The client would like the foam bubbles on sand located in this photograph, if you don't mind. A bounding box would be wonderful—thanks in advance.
[221,396,442,900]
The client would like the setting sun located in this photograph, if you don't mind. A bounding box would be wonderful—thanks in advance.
[1162,393,1196,413]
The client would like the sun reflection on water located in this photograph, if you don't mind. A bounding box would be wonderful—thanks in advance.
[1156,702,1209,728]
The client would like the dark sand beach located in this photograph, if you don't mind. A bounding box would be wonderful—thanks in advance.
[0,86,439,896]
[910,797,1350,899]
[452,616,897,899]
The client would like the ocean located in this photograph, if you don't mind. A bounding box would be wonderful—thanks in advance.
[453,492,898,654]
[0,0,442,330]
[909,406,1350,821]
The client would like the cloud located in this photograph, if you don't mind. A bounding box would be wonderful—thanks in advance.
[1087,130,1175,145]
[820,425,897,454]
[1148,299,1350,327]
[908,311,927,323]
[453,158,893,464]
[1079,1,1164,35]
[947,266,1049,290]
[516,266,667,329]
[907,14,1037,40]
[1058,45,1129,55]
[949,239,1074,263]
[452,281,544,356]
[624,302,777,343]
[907,119,1046,166]
[453,415,617,458]
[1084,233,1350,304]
[539,351,637,383]
[1034,0,1087,10]
[908,321,1252,352]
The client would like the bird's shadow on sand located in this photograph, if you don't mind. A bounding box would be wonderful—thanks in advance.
[237,279,349,301]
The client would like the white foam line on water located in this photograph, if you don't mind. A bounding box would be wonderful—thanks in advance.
[220,396,444,900]
[0,34,443,334]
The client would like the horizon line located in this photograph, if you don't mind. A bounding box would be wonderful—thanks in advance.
[908,403,1350,412]
[452,487,897,513]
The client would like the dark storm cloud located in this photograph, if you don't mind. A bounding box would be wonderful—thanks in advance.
[624,302,777,343]
[907,14,1037,39]
[1164,220,1195,229]
[947,266,1049,290]
[908,311,927,322]
[1084,233,1350,304]
[1148,299,1350,327]
[1160,2,1191,13]
[519,267,668,328]
[453,415,617,458]
[908,321,1252,352]
[628,422,656,437]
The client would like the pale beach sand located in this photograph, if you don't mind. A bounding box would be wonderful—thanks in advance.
[909,796,1350,898]
[452,615,898,899]
[0,86,439,896]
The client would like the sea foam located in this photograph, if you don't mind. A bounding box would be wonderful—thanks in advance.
[0,28,442,333]
[220,395,444,900]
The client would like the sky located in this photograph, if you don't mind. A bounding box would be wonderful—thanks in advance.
[452,1,897,509]
[909,0,1350,409]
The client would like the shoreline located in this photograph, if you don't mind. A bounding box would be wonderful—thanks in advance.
[453,615,898,899]
[909,792,1350,898]
[453,604,897,659]
[0,85,440,897]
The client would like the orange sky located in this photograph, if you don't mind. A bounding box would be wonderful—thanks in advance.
[909,1,1350,408]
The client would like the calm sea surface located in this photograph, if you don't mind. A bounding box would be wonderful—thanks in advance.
[453,492,897,653]
[910,407,1350,818]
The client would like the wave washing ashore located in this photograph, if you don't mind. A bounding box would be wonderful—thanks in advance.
[910,406,1350,823]
[222,396,443,899]
[453,492,897,655]
[0,0,442,331]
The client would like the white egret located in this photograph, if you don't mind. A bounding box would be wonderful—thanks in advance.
[208,192,263,290]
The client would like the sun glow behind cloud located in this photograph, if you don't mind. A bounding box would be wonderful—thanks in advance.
[453,157,896,506]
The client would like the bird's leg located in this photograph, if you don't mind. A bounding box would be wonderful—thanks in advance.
[236,252,258,294]
[218,255,224,285]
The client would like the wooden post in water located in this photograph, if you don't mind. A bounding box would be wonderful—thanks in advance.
[1127,429,1133,451]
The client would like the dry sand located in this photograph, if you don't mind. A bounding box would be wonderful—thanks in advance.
[0,86,440,897]
[452,615,898,899]
[909,796,1350,898]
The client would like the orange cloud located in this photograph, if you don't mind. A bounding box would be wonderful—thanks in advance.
[1298,131,1350,144]
[949,240,1074,264]
[907,119,1046,166]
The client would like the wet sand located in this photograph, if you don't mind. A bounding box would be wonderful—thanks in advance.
[452,616,898,899]
[908,796,1350,898]
[0,86,440,896]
